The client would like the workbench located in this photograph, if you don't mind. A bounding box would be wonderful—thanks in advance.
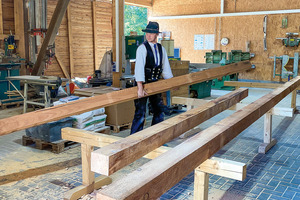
[6,75,67,113]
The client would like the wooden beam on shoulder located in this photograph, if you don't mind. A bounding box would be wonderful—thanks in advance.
[0,61,251,136]
[97,77,300,200]
[32,0,70,75]
[91,89,248,175]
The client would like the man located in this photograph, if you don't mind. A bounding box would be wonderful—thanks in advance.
[130,21,173,135]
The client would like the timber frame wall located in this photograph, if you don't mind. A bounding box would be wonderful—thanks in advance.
[44,0,113,78]
[149,0,300,81]
[0,0,113,78]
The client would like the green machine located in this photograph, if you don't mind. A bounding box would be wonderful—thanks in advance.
[205,50,227,64]
[125,35,145,59]
[190,80,212,99]
[210,50,252,90]
[276,33,300,47]
[124,35,145,75]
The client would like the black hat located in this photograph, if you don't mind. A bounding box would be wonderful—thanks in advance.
[142,21,160,33]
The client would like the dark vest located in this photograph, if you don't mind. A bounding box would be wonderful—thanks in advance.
[143,41,163,83]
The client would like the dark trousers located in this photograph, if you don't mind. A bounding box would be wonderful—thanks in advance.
[130,93,164,135]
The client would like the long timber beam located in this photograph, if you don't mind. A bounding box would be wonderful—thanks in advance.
[97,76,300,200]
[0,61,251,136]
[61,127,171,160]
[62,128,245,200]
[172,97,295,117]
[91,88,248,175]
[224,81,300,89]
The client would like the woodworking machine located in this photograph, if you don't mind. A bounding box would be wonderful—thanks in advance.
[277,33,300,47]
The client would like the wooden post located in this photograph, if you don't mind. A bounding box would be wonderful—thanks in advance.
[264,111,272,144]
[55,54,71,80]
[81,144,95,186]
[112,0,124,87]
[14,0,26,74]
[0,0,3,35]
[291,89,297,109]
[67,5,74,79]
[194,171,209,200]
[92,1,98,71]
[258,111,277,154]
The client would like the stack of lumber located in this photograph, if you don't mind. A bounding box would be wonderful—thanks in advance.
[4,89,36,98]
[74,86,120,97]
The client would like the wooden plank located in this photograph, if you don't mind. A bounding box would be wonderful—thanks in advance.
[61,127,171,159]
[67,5,74,78]
[32,0,70,75]
[91,88,248,175]
[64,175,112,200]
[0,34,20,40]
[124,0,152,7]
[0,0,2,34]
[258,139,277,154]
[55,54,71,79]
[0,61,251,136]
[172,96,294,117]
[97,77,300,200]
[224,81,300,90]
[197,157,246,181]
[194,171,208,200]
[14,0,26,59]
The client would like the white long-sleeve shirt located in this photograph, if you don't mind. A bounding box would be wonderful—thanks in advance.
[134,41,173,82]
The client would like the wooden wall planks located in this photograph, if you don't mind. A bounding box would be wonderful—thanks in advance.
[150,0,300,81]
[43,0,112,78]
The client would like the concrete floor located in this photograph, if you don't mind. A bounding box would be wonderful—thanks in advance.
[0,88,299,200]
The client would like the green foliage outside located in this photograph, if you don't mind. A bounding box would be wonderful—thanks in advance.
[124,5,147,36]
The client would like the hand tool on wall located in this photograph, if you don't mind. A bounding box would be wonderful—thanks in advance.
[263,15,267,51]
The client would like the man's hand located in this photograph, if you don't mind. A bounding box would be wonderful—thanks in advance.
[138,87,148,98]
[137,81,148,98]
